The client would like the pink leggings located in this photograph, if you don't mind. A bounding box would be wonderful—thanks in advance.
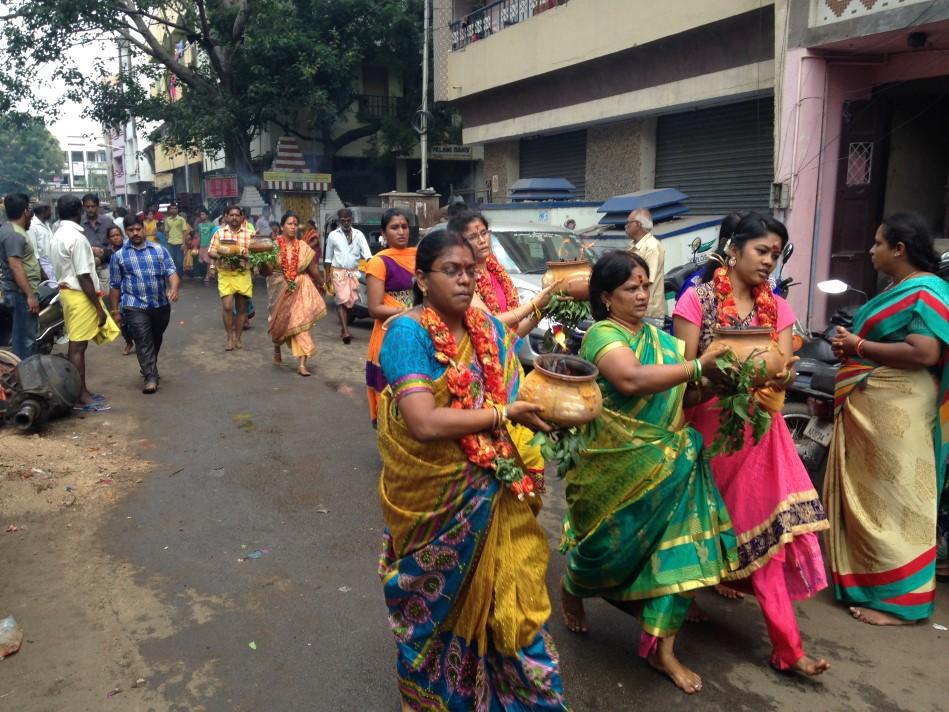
[749,547,804,669]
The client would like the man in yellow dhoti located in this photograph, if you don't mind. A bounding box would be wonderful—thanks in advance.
[49,194,120,412]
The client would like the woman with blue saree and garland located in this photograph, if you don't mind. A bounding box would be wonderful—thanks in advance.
[560,251,738,695]
[376,230,570,711]
[827,212,949,626]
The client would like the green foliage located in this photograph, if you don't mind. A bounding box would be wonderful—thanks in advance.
[530,419,599,480]
[709,350,772,456]
[542,294,590,352]
[247,244,279,271]
[0,115,63,195]
[0,0,435,174]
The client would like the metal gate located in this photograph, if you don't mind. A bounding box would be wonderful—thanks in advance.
[655,98,773,214]
[519,130,587,198]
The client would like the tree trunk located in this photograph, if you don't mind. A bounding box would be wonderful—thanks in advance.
[225,131,256,187]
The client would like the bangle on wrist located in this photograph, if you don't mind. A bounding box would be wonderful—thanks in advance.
[692,358,702,384]
[684,361,694,384]
[856,338,867,358]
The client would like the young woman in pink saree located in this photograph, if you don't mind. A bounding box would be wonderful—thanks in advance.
[267,213,327,376]
[673,212,831,676]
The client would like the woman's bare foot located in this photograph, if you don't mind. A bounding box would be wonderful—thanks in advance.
[225,338,234,352]
[789,654,831,676]
[849,607,914,626]
[560,582,588,633]
[685,599,710,623]
[123,342,134,355]
[298,366,312,377]
[714,584,744,600]
[647,635,703,694]
[235,340,243,350]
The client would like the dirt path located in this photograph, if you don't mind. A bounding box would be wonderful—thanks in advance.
[0,412,184,707]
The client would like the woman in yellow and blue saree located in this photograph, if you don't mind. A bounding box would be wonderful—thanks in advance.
[377,230,569,711]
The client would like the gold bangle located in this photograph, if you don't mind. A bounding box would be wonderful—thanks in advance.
[531,301,542,320]
[684,361,694,384]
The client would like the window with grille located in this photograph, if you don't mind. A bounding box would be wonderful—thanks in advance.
[846,142,873,186]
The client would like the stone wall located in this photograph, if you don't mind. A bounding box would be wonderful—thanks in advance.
[482,140,520,201]
[584,120,649,201]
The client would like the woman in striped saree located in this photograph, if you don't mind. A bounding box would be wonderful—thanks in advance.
[377,230,569,711]
[827,212,949,625]
[561,251,738,695]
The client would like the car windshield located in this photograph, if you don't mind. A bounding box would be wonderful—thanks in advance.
[583,236,629,260]
[491,230,590,275]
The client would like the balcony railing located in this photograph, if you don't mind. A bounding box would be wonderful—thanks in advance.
[356,94,401,119]
[450,0,570,52]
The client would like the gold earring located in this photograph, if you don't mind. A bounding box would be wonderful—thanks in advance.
[606,302,611,312]
[728,257,737,267]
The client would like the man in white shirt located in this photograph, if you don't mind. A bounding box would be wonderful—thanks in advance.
[50,194,119,412]
[28,203,57,287]
[625,208,666,328]
[254,208,272,237]
[324,207,371,344]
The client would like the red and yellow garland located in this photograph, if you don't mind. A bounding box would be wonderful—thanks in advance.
[419,306,535,498]
[475,255,520,314]
[278,236,300,291]
[713,266,778,339]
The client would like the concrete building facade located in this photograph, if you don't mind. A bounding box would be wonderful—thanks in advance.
[437,0,949,324]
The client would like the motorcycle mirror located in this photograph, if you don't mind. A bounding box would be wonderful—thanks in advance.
[817,279,849,294]
[782,242,793,262]
[690,237,701,254]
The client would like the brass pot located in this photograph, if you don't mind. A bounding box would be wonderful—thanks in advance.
[518,354,602,427]
[708,327,786,379]
[541,260,591,300]
[249,237,275,253]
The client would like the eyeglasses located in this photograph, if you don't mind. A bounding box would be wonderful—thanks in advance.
[428,264,477,279]
[625,219,639,226]
[464,229,490,242]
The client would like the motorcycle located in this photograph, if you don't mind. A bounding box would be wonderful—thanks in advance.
[0,283,66,355]
[781,306,854,492]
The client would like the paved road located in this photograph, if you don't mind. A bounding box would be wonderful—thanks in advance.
[8,277,947,710]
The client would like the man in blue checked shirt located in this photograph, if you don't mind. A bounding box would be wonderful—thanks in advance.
[108,215,180,394]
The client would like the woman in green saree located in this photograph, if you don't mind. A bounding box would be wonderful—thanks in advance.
[560,251,738,694]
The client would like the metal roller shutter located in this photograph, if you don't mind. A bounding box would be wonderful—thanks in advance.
[519,130,587,198]
[656,98,774,214]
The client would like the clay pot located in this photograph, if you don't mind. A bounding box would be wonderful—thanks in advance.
[541,260,591,300]
[249,237,275,253]
[707,327,786,379]
[213,242,242,257]
[518,354,602,427]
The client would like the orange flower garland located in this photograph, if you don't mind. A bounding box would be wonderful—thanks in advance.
[713,266,778,339]
[475,255,520,314]
[419,306,534,497]
[278,236,301,291]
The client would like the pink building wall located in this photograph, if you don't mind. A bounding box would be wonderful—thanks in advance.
[777,47,949,327]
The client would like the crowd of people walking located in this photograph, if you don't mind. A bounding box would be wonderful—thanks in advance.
[2,190,947,709]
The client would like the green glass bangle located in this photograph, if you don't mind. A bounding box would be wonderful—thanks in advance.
[692,358,703,384]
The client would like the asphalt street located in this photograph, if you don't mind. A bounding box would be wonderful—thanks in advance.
[10,277,946,711]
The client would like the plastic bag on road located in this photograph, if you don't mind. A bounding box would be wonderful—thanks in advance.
[0,616,23,659]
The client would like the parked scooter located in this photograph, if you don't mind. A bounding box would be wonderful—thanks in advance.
[782,305,855,492]
[0,283,65,355]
